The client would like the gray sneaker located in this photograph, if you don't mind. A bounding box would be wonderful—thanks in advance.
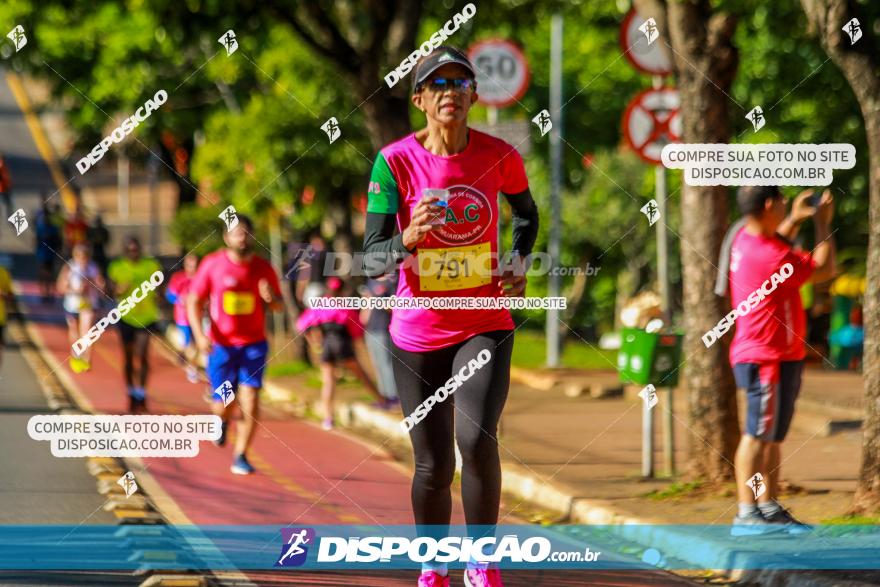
[731,511,787,536]
[762,506,812,535]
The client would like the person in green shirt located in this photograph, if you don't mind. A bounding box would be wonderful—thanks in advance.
[107,236,163,412]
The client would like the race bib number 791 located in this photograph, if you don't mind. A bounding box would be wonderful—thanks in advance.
[417,241,493,292]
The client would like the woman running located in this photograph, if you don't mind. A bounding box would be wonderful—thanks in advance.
[296,277,385,430]
[362,46,539,587]
[57,244,105,373]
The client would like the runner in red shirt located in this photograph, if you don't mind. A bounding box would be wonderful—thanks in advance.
[721,186,835,535]
[0,153,13,220]
[63,205,90,258]
[187,214,283,475]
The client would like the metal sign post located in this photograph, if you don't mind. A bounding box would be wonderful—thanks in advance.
[651,74,674,477]
[642,395,655,478]
[621,8,677,477]
[546,14,563,368]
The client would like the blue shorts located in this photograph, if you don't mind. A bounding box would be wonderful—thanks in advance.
[734,361,803,442]
[177,324,193,347]
[206,340,269,396]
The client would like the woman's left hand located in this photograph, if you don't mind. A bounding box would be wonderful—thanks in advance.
[498,268,527,297]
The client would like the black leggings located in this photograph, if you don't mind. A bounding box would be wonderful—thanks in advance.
[391,329,514,527]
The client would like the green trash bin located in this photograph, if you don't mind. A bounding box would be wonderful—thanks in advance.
[617,328,683,386]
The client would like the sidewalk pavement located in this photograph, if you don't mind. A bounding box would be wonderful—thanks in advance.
[11,280,703,587]
[508,365,864,434]
[265,367,863,525]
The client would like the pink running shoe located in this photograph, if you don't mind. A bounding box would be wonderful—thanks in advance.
[464,567,504,587]
[418,571,449,587]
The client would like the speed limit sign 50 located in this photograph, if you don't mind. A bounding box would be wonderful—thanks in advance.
[468,39,530,108]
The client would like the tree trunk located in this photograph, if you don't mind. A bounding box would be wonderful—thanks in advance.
[360,91,413,151]
[800,0,880,514]
[635,0,741,480]
[269,0,420,153]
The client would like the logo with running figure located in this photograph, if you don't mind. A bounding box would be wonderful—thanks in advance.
[7,25,26,52]
[276,527,315,567]
[430,184,494,247]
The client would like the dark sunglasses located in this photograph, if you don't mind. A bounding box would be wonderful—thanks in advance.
[418,77,476,93]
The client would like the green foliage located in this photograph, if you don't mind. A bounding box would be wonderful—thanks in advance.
[726,0,873,260]
[265,360,313,378]
[168,204,225,257]
[510,328,617,370]
[190,25,373,223]
[644,480,706,500]
[1,0,874,337]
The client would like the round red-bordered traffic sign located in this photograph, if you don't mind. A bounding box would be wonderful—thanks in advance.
[620,9,673,76]
[467,39,530,108]
[622,87,681,165]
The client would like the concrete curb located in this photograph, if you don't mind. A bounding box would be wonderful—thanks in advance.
[509,365,557,391]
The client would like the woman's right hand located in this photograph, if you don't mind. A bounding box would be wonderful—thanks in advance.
[401,196,444,251]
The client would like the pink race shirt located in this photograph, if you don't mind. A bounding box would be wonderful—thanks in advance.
[189,250,282,347]
[367,130,529,352]
[167,270,193,326]
[728,229,816,364]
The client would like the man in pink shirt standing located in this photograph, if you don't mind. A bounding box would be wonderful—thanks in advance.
[723,185,836,535]
[187,214,284,475]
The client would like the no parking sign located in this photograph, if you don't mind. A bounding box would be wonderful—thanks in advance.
[622,87,681,165]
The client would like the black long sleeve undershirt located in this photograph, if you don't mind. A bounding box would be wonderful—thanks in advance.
[504,188,539,257]
[361,188,540,278]
[362,213,411,278]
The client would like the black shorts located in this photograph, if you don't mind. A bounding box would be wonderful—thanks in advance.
[0,324,4,344]
[118,321,160,344]
[320,325,354,363]
[734,361,803,442]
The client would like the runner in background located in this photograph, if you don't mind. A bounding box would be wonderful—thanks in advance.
[0,260,11,371]
[0,153,13,220]
[57,244,104,373]
[293,231,328,307]
[166,253,200,383]
[187,214,283,475]
[362,46,539,587]
[107,236,163,413]
[63,204,89,258]
[87,213,111,276]
[359,273,400,408]
[296,276,385,430]
[34,199,62,303]
[724,186,836,535]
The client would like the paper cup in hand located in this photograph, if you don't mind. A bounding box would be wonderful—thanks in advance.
[422,188,449,225]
